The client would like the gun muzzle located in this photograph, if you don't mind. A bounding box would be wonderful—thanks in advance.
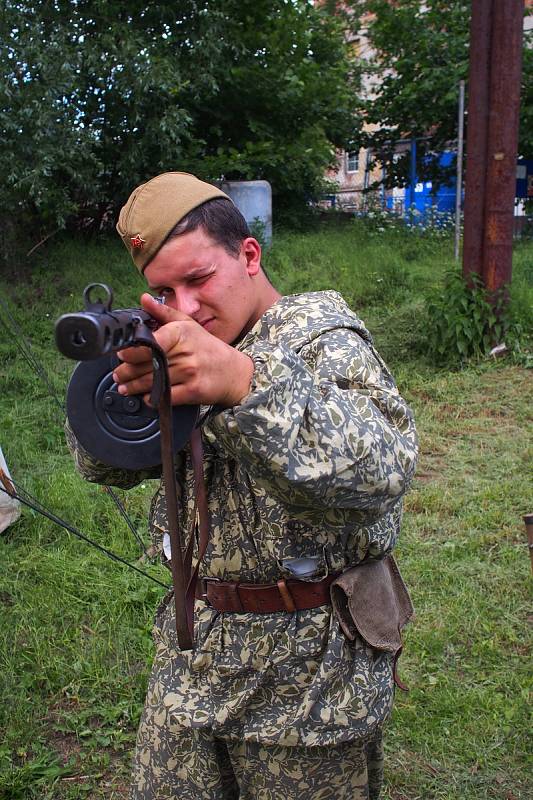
[55,308,150,361]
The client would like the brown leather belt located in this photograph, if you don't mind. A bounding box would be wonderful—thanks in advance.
[197,573,339,614]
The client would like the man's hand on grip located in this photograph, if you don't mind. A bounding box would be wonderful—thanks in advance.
[113,293,254,408]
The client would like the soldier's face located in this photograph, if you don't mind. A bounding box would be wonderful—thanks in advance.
[143,227,263,344]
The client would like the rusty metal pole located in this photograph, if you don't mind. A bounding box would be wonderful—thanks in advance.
[481,0,525,294]
[462,0,493,282]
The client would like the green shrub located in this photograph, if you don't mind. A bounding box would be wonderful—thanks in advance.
[426,272,523,365]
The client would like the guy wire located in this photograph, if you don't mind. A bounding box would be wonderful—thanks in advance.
[0,480,170,591]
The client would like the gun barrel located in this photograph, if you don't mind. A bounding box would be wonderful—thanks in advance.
[55,308,150,361]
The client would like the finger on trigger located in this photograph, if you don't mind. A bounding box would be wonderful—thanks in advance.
[113,361,152,384]
[117,344,152,363]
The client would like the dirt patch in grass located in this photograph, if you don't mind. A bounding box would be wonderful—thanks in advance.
[43,699,132,798]
[414,453,448,483]
[44,699,84,768]
[85,755,130,800]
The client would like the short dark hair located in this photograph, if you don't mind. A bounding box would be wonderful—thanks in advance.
[167,197,250,257]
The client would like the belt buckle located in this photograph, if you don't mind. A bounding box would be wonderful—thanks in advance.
[199,576,220,604]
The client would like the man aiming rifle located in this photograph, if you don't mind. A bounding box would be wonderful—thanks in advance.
[67,171,418,799]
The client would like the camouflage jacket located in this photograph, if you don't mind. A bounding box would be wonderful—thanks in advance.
[67,290,418,747]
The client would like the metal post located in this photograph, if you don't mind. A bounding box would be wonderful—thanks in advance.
[462,0,493,281]
[454,80,466,261]
[363,148,371,213]
[409,137,417,214]
[481,0,525,294]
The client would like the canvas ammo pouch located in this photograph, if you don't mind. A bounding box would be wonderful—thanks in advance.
[330,554,414,658]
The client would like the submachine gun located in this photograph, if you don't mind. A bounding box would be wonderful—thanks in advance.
[55,283,198,469]
[55,283,199,650]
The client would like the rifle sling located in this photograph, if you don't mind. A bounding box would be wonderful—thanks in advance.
[136,327,210,651]
[185,428,210,637]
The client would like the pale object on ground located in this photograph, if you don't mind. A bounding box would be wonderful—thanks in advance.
[490,342,508,358]
[0,446,20,534]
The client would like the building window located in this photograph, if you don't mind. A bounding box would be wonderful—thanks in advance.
[346,151,360,173]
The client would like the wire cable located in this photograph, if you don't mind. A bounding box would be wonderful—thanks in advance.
[0,480,170,591]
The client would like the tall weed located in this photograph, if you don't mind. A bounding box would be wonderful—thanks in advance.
[426,272,526,366]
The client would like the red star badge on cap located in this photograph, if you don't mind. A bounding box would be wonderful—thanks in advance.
[130,234,146,249]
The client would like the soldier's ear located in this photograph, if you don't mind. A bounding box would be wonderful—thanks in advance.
[241,238,261,277]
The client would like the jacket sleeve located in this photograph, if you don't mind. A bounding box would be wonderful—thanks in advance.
[65,419,163,489]
[206,328,418,526]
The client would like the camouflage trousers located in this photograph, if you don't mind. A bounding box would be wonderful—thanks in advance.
[130,712,384,800]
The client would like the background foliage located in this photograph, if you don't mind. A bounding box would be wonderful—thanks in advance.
[360,0,532,189]
[3,0,531,253]
[1,0,360,248]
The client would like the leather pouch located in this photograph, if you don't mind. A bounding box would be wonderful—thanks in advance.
[330,554,414,654]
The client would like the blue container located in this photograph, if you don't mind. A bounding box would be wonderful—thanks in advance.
[386,151,458,223]
[406,151,456,217]
[220,180,272,245]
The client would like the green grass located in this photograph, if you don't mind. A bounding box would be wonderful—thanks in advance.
[0,222,531,799]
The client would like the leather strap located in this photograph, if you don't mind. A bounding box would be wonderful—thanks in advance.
[197,573,339,614]
[145,335,193,650]
[184,428,211,636]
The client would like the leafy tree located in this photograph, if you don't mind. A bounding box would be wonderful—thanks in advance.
[183,1,362,211]
[358,0,532,189]
[0,0,361,250]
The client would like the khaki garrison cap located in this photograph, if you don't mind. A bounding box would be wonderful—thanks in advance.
[116,172,231,272]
